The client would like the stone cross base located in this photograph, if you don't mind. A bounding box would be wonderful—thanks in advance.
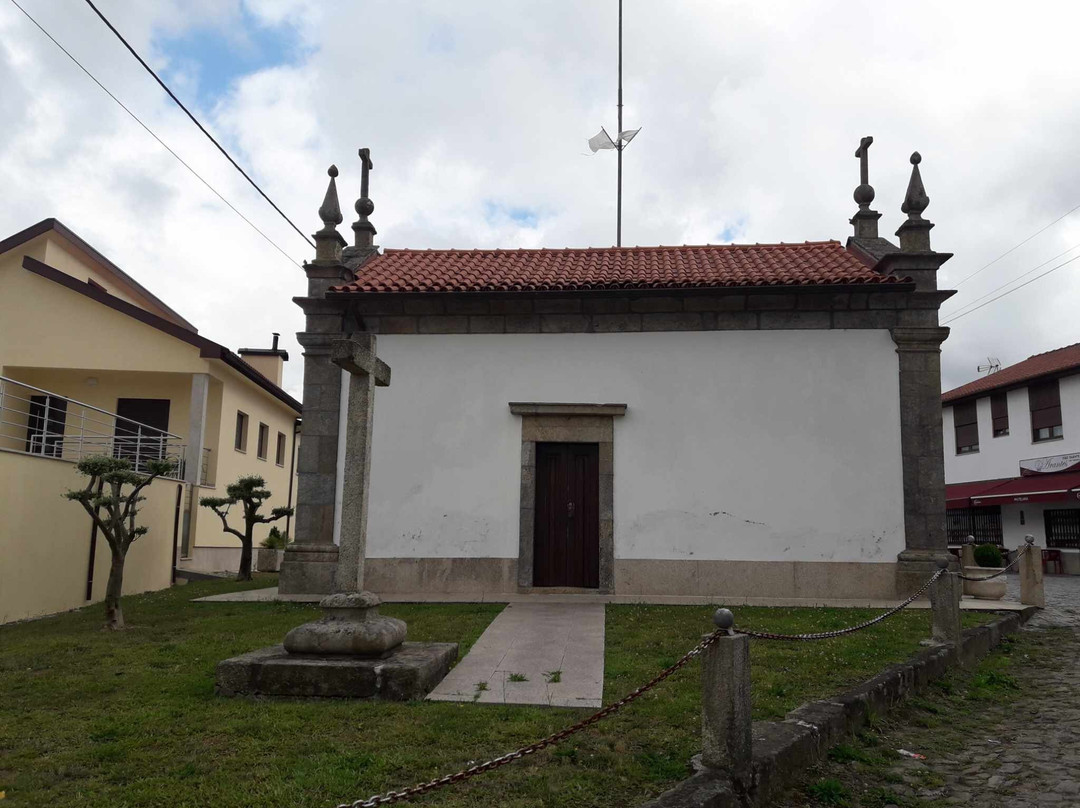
[215,642,458,701]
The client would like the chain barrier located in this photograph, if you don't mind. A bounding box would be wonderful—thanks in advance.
[734,567,946,641]
[338,628,724,808]
[950,542,1029,581]
[337,564,950,806]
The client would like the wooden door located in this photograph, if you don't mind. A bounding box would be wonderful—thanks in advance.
[533,442,600,588]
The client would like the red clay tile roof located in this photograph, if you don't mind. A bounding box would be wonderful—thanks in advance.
[942,343,1080,404]
[330,241,904,294]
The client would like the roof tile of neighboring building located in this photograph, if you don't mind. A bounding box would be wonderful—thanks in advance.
[942,343,1080,404]
[330,241,906,294]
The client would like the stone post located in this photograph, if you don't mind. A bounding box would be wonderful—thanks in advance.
[875,153,956,597]
[930,561,961,650]
[278,167,350,596]
[960,540,975,569]
[1019,536,1045,608]
[330,336,390,593]
[701,609,752,780]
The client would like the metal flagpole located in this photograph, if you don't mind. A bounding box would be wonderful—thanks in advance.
[616,0,623,247]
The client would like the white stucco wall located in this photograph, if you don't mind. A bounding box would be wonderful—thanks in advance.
[943,374,1080,484]
[364,330,906,564]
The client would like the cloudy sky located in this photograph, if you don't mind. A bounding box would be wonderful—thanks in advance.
[2,0,1079,398]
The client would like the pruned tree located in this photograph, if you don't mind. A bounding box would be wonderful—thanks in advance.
[66,455,176,630]
[200,476,293,581]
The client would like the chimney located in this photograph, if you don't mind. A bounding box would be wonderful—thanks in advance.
[238,332,289,387]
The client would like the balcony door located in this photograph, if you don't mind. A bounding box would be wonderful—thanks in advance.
[114,398,171,467]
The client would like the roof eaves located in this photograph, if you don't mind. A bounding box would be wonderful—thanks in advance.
[22,255,301,414]
[2,218,199,333]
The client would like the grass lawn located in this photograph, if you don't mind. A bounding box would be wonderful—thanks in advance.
[0,577,996,808]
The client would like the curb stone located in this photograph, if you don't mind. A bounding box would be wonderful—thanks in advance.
[640,609,1033,808]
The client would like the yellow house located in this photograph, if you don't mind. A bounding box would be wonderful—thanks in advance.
[0,219,301,623]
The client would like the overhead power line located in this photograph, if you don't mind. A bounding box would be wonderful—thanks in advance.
[941,253,1080,325]
[8,0,301,268]
[942,240,1080,320]
[83,0,315,251]
[951,201,1080,288]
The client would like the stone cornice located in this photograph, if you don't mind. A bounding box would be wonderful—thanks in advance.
[509,402,628,417]
[890,326,951,351]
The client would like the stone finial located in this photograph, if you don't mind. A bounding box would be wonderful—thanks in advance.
[850,136,881,239]
[312,165,346,265]
[352,147,377,249]
[901,152,930,220]
[896,151,934,252]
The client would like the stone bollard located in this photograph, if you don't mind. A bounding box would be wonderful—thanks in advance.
[929,559,961,650]
[1019,535,1045,608]
[701,608,752,780]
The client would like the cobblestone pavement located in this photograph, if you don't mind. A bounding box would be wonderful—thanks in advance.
[1006,572,1080,627]
[777,574,1080,808]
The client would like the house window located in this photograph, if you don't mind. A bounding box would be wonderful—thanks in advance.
[1045,509,1080,549]
[1029,379,1063,442]
[276,431,286,466]
[990,392,1009,437]
[946,506,1003,545]
[25,395,68,458]
[257,423,269,460]
[953,400,979,454]
[235,411,249,452]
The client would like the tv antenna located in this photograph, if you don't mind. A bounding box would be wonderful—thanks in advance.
[586,0,641,247]
[977,357,1001,375]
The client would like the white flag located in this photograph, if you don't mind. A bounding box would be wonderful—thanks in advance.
[619,128,641,145]
[587,128,616,152]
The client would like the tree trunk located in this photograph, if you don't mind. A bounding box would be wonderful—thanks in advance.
[104,549,126,630]
[237,528,253,582]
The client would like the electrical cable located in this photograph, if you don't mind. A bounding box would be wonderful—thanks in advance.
[83,0,315,251]
[7,0,302,268]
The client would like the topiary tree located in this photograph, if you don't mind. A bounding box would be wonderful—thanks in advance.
[200,476,293,581]
[974,543,1004,568]
[65,455,177,630]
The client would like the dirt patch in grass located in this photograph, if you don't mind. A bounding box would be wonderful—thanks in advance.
[0,580,996,807]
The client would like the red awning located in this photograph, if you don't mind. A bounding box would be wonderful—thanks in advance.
[945,478,1014,509]
[969,470,1080,507]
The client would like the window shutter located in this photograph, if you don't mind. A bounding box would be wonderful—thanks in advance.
[1029,380,1062,432]
[991,392,1009,434]
[953,401,979,450]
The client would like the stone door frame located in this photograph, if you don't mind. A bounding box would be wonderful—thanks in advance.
[510,402,626,594]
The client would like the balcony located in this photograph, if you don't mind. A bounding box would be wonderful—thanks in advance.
[0,375,209,483]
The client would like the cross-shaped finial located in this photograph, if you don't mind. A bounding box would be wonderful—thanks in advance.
[352,147,377,249]
[358,148,373,199]
[853,136,874,209]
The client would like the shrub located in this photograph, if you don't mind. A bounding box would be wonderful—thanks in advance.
[260,526,289,549]
[974,543,1003,568]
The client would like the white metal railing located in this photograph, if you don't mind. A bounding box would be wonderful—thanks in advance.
[0,375,199,481]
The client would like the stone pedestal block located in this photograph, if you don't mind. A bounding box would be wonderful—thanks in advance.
[278,544,339,595]
[216,642,458,701]
[895,550,954,598]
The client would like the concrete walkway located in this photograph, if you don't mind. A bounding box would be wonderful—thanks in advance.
[427,602,605,708]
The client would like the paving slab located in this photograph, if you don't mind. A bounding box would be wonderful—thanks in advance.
[426,602,605,708]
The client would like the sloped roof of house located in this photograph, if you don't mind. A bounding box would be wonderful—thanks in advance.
[330,241,905,294]
[0,218,198,332]
[942,343,1080,404]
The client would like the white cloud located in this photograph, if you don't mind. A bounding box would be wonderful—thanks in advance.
[3,0,1080,401]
